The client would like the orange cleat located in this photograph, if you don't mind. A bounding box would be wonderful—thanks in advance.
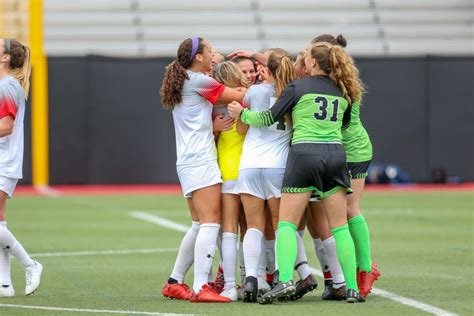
[189,284,232,303]
[212,265,225,294]
[358,262,381,298]
[162,282,193,300]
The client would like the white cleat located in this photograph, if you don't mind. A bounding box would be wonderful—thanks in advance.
[220,286,238,302]
[25,261,43,295]
[0,285,15,297]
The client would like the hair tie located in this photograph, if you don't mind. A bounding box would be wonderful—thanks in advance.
[188,37,199,63]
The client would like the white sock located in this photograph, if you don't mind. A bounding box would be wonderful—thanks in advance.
[297,229,305,237]
[257,237,267,289]
[239,241,245,283]
[222,232,237,288]
[243,228,263,278]
[0,223,34,268]
[265,239,275,274]
[193,223,220,292]
[295,232,312,280]
[313,238,331,280]
[323,236,346,289]
[170,221,199,284]
[0,222,11,287]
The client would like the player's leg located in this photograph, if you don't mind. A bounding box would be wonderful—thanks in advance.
[347,168,380,298]
[263,205,276,286]
[240,193,265,303]
[308,201,346,300]
[162,198,198,300]
[219,192,240,301]
[0,180,42,297]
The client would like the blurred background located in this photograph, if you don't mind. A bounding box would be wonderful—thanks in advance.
[1,0,473,186]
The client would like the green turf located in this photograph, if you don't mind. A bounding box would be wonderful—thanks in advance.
[0,192,472,315]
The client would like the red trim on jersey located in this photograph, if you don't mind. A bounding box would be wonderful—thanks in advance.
[197,82,225,105]
[0,96,18,119]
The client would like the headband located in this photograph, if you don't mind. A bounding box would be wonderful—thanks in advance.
[189,37,199,63]
[4,38,11,54]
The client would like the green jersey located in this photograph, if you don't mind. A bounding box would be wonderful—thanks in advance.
[341,102,373,162]
[240,76,352,144]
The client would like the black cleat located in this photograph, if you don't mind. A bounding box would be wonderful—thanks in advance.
[288,274,318,301]
[346,288,365,303]
[258,280,296,305]
[243,276,258,303]
[322,280,346,301]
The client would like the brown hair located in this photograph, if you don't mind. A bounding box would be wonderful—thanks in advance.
[159,37,204,109]
[3,39,31,99]
[267,48,296,97]
[213,61,248,89]
[311,34,347,47]
[309,42,364,103]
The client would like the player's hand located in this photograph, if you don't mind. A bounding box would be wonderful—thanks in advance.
[226,50,255,59]
[228,101,244,119]
[213,115,234,131]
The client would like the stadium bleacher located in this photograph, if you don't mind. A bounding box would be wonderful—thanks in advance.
[36,0,473,57]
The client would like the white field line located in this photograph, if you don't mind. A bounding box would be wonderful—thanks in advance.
[131,211,459,316]
[0,304,194,315]
[30,248,178,258]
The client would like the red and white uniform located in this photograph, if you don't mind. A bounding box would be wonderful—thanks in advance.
[172,71,225,197]
[0,76,25,197]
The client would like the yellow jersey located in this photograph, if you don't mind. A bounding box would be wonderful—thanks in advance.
[217,122,246,182]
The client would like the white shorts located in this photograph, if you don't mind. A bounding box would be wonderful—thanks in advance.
[238,168,284,200]
[222,180,239,195]
[0,176,18,198]
[177,161,223,198]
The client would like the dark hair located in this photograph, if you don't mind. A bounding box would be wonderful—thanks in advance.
[230,56,256,68]
[160,37,204,109]
[3,39,31,99]
[311,34,347,47]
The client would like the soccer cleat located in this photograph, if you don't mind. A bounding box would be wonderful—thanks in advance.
[258,280,296,305]
[289,274,318,301]
[358,262,381,298]
[162,282,193,300]
[220,285,238,302]
[189,284,231,303]
[257,281,271,298]
[25,261,42,296]
[212,265,225,294]
[322,280,346,301]
[243,276,258,303]
[346,288,365,303]
[0,285,15,297]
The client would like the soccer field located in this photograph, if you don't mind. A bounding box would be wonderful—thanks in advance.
[0,191,472,316]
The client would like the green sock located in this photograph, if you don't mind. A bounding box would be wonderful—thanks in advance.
[331,224,358,291]
[276,221,297,283]
[348,214,372,272]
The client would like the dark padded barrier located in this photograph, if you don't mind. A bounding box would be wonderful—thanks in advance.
[20,56,473,184]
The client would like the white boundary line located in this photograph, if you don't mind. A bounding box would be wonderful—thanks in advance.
[130,211,459,316]
[0,304,193,315]
[31,248,178,258]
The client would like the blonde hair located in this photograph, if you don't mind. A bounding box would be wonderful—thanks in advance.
[309,42,364,103]
[267,48,296,97]
[4,39,31,99]
[213,61,248,88]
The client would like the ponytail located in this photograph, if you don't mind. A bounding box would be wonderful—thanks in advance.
[267,48,296,97]
[160,60,189,109]
[309,42,364,103]
[4,39,32,99]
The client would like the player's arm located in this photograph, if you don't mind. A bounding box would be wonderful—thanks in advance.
[341,102,353,130]
[0,116,14,137]
[228,83,298,127]
[236,119,249,134]
[216,87,246,105]
[227,50,269,66]
[195,75,246,105]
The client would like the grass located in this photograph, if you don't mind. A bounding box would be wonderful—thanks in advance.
[0,191,472,315]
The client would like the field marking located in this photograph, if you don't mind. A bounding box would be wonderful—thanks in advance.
[31,248,178,258]
[0,304,193,315]
[131,211,459,316]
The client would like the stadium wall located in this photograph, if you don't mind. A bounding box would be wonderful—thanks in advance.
[20,56,474,185]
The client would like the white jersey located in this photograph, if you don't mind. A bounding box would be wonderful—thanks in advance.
[239,83,292,170]
[172,70,225,166]
[0,76,25,179]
